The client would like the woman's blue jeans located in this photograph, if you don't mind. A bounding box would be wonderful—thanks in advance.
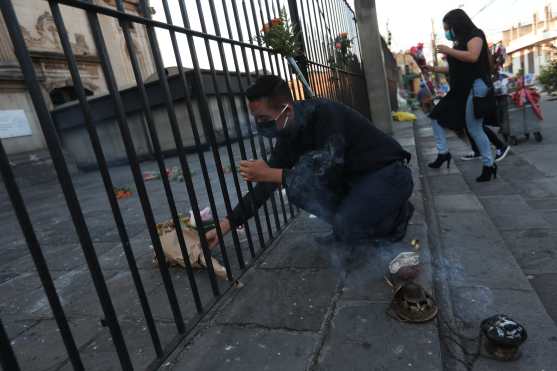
[431,79,494,166]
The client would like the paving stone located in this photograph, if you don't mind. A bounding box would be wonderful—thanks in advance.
[260,232,333,269]
[514,147,557,177]
[65,318,178,371]
[501,229,557,274]
[285,213,330,234]
[427,174,470,195]
[437,212,531,291]
[498,164,548,183]
[1,317,38,340]
[529,273,557,323]
[0,271,66,316]
[316,302,442,371]
[510,177,557,199]
[142,266,229,323]
[479,195,550,230]
[169,325,317,371]
[433,194,483,213]
[526,198,557,210]
[1,242,118,275]
[10,318,102,371]
[541,210,557,227]
[217,269,338,331]
[465,176,518,197]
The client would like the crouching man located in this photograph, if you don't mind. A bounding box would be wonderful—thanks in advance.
[206,75,414,247]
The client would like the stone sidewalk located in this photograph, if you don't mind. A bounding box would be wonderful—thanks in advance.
[414,95,557,371]
[161,121,444,371]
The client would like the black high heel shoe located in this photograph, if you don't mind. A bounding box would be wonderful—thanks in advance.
[476,164,497,182]
[428,153,452,169]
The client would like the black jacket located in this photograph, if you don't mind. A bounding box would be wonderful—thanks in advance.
[227,99,410,227]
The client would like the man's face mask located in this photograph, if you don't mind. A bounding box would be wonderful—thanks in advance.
[256,104,289,138]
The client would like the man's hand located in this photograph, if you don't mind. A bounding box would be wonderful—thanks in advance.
[239,160,271,182]
[421,65,434,72]
[205,218,231,249]
[436,44,452,55]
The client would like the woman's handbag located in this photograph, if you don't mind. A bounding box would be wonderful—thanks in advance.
[473,86,497,120]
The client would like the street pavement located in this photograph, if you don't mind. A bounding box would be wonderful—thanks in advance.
[2,98,557,370]
[162,120,443,371]
[414,95,557,371]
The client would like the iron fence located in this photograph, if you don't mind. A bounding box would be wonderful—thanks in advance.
[0,0,369,370]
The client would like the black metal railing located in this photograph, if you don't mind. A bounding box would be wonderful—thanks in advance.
[0,0,369,370]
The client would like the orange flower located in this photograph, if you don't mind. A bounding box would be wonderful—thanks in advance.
[339,32,348,38]
[261,23,271,33]
[271,18,283,27]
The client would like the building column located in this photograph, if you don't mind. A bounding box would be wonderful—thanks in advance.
[355,0,393,134]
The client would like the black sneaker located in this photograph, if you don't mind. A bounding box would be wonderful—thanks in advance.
[460,153,481,161]
[495,146,511,162]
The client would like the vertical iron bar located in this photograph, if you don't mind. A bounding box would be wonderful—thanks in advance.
[206,0,269,257]
[256,0,282,230]
[328,0,347,104]
[323,0,342,102]
[302,3,335,100]
[185,0,255,265]
[244,0,275,240]
[302,0,329,100]
[48,1,165,355]
[0,0,133,367]
[262,0,289,226]
[134,0,229,291]
[169,1,247,275]
[340,2,354,107]
[84,1,191,325]
[232,0,275,245]
[252,0,282,233]
[0,317,20,371]
[172,0,248,272]
[273,0,296,219]
[224,0,268,251]
[0,138,83,369]
[326,0,344,102]
[112,0,208,309]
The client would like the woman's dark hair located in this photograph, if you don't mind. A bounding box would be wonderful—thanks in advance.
[443,9,479,43]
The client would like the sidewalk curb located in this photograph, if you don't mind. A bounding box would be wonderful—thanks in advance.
[412,119,468,371]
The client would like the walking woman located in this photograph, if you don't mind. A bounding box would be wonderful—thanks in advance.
[423,9,496,182]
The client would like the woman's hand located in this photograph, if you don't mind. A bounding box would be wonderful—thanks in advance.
[436,44,452,55]
[421,65,435,72]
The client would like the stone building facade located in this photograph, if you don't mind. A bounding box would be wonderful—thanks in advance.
[501,5,557,76]
[0,0,155,155]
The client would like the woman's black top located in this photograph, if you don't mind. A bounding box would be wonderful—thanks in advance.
[430,28,492,130]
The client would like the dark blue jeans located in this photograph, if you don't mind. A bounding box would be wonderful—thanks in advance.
[286,161,414,243]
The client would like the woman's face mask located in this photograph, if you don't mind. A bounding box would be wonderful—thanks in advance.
[256,104,289,138]
[445,29,456,41]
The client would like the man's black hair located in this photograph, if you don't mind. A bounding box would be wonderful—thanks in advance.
[245,75,293,108]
